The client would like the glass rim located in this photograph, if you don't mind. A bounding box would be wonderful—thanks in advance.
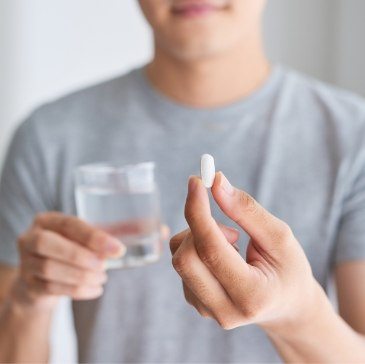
[75,161,156,175]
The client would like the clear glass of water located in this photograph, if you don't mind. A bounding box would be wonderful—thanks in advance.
[75,162,161,269]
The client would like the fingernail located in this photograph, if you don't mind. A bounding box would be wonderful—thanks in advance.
[232,243,240,252]
[188,176,198,193]
[219,172,234,196]
[225,226,240,241]
[100,272,108,284]
[91,257,104,269]
[93,287,104,297]
[161,224,170,241]
[225,225,239,233]
[106,237,126,256]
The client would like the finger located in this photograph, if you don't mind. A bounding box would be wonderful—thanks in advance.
[22,229,105,270]
[24,255,107,286]
[185,177,251,289]
[182,282,212,319]
[30,277,104,300]
[170,228,190,255]
[160,224,170,241]
[34,213,125,258]
[217,223,240,244]
[169,224,239,256]
[98,218,159,236]
[100,219,170,242]
[212,172,293,254]
[172,233,245,329]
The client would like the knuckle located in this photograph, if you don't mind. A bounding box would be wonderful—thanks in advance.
[242,306,256,320]
[183,284,195,306]
[239,301,260,320]
[32,230,47,252]
[198,245,220,268]
[58,216,74,235]
[186,301,194,308]
[171,253,189,274]
[34,213,46,226]
[196,306,210,318]
[170,231,190,254]
[183,290,192,305]
[17,233,27,250]
[272,222,293,243]
[39,260,52,277]
[42,281,54,294]
[34,212,60,227]
[169,234,180,245]
[239,192,258,214]
[200,310,211,319]
[169,236,181,251]
[67,249,80,265]
[281,223,293,240]
[185,296,195,308]
[216,316,236,331]
[35,229,46,242]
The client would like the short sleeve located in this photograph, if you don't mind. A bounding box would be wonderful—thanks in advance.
[0,115,53,266]
[334,149,365,264]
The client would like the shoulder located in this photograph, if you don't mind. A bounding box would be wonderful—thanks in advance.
[281,66,365,128]
[21,67,143,138]
[279,66,365,153]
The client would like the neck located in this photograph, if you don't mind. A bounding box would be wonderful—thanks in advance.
[146,32,270,108]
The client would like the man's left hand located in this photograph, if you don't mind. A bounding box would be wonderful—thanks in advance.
[170,172,326,332]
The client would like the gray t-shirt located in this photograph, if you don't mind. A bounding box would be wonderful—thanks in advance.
[1,65,365,363]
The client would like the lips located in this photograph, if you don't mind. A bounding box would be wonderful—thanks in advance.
[171,0,229,17]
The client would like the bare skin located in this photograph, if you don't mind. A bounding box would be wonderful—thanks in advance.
[140,0,270,108]
[170,174,365,362]
[1,0,365,362]
[0,213,125,363]
[0,213,169,363]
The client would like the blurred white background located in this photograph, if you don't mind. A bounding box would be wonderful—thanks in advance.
[0,0,364,362]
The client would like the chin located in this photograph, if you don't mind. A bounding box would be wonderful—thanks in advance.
[159,31,240,61]
[169,44,225,61]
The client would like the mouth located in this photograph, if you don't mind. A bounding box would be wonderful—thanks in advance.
[171,0,230,18]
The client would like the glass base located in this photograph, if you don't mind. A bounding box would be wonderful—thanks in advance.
[106,252,160,269]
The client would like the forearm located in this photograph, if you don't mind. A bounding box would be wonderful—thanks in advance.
[0,296,53,363]
[265,284,365,363]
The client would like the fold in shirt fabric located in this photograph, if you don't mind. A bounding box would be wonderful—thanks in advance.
[1,65,365,363]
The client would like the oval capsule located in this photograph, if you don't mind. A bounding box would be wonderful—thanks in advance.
[201,154,215,188]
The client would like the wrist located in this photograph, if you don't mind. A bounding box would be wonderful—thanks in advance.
[263,281,335,342]
[261,281,365,363]
[8,277,57,316]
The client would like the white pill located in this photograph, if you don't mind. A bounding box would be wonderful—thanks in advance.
[201,154,215,188]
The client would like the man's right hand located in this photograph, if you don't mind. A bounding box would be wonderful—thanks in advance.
[12,212,125,311]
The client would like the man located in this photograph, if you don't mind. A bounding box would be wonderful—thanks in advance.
[0,0,364,362]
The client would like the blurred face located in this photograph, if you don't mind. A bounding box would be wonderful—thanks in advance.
[139,0,266,61]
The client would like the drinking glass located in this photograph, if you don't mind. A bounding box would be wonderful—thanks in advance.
[75,162,161,269]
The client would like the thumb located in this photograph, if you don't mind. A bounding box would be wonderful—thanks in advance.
[211,172,293,255]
